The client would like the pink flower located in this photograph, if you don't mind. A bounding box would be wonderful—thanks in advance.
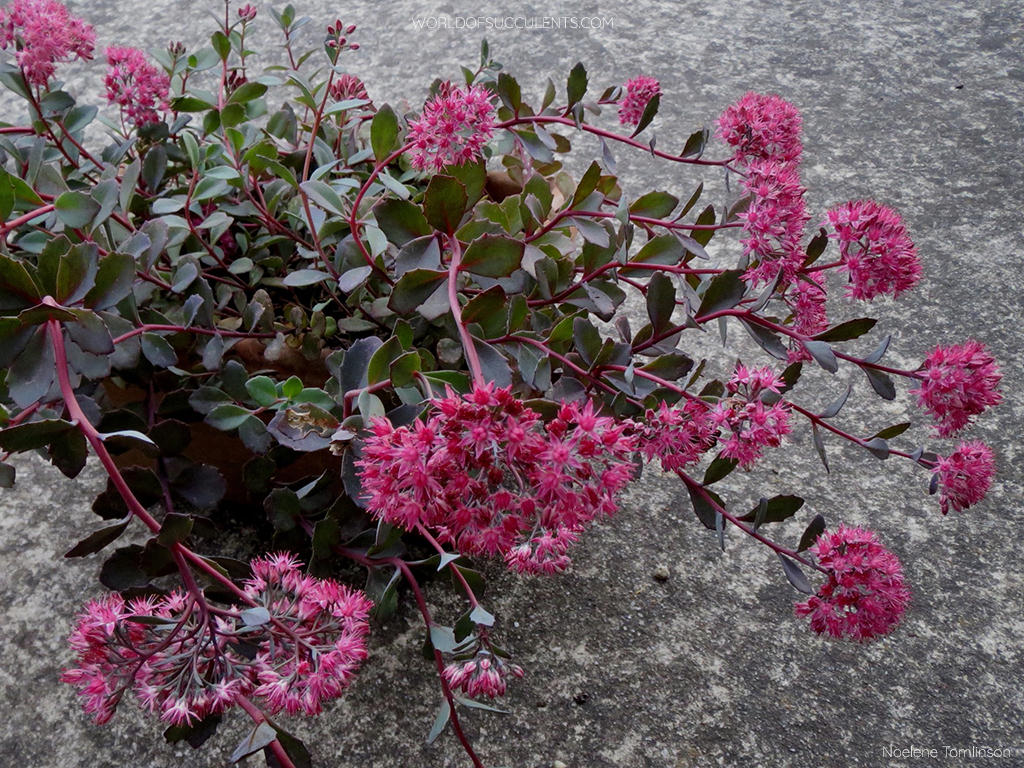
[442,653,524,699]
[618,75,660,127]
[739,159,809,286]
[245,554,372,716]
[717,91,802,167]
[795,524,910,641]
[711,365,791,468]
[63,590,251,726]
[356,384,638,573]
[826,200,921,300]
[105,47,169,128]
[934,441,995,514]
[0,0,94,85]
[786,278,828,362]
[910,340,1002,436]
[639,399,718,472]
[62,556,372,725]
[237,4,257,21]
[407,82,495,171]
[330,72,373,110]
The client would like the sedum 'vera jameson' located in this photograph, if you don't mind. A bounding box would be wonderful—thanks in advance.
[0,1,1002,765]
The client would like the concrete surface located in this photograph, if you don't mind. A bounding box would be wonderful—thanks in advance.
[1,1,1022,767]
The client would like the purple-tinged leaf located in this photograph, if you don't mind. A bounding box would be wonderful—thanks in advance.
[229,722,277,763]
[679,128,709,159]
[702,455,738,485]
[811,423,830,473]
[565,62,587,111]
[803,227,829,265]
[804,340,838,373]
[778,554,814,594]
[686,484,725,531]
[739,495,804,525]
[426,700,451,744]
[797,514,826,552]
[814,317,876,342]
[156,512,193,547]
[872,422,911,440]
[696,269,745,317]
[819,384,852,419]
[64,515,132,558]
[163,713,222,750]
[741,319,788,360]
[630,93,659,137]
[864,437,890,459]
[863,366,896,400]
[863,334,892,364]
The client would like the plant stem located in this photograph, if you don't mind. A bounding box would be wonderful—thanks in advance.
[347,143,412,283]
[416,524,480,608]
[447,235,484,385]
[234,695,299,768]
[676,471,827,574]
[500,115,732,168]
[388,557,487,768]
[1,204,55,236]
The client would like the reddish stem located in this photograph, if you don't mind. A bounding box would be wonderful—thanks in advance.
[347,143,412,283]
[234,695,299,768]
[342,378,392,418]
[677,471,827,574]
[787,401,917,462]
[500,115,732,169]
[388,557,487,768]
[1,204,55,235]
[45,302,261,604]
[447,235,484,385]
[416,524,480,608]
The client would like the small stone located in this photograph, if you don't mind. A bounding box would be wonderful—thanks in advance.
[652,564,671,582]
[553,761,568,768]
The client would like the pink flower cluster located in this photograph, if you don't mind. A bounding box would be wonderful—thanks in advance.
[711,365,792,468]
[717,93,809,287]
[330,72,372,109]
[739,158,809,286]
[935,441,995,515]
[104,46,169,128]
[356,384,638,574]
[826,200,921,300]
[618,75,660,127]
[62,554,371,726]
[442,652,525,699]
[795,524,910,641]
[243,553,372,716]
[786,278,828,362]
[910,340,1002,436]
[0,0,94,86]
[639,399,717,472]
[717,91,803,167]
[407,82,495,171]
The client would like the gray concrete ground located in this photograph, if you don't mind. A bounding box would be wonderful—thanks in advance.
[1,1,1022,766]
